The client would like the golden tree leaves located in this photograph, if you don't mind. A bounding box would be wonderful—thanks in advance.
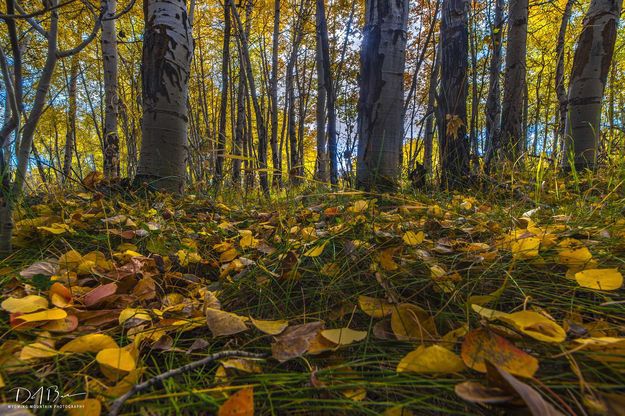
[397,345,465,374]
[461,328,539,378]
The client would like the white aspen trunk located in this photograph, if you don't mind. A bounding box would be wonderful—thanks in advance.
[356,0,409,191]
[102,0,120,179]
[500,0,528,161]
[562,0,621,170]
[136,0,194,193]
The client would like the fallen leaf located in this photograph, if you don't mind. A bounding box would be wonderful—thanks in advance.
[218,386,254,416]
[402,231,424,246]
[320,328,367,346]
[250,317,288,335]
[60,334,118,353]
[12,308,67,323]
[67,398,101,416]
[455,381,515,404]
[500,311,566,343]
[304,240,328,257]
[83,283,118,307]
[272,321,324,362]
[397,345,465,373]
[20,342,59,360]
[1,295,49,313]
[358,295,394,318]
[486,363,564,415]
[20,261,56,278]
[390,303,438,342]
[575,268,623,291]
[96,347,136,379]
[205,308,248,337]
[461,328,539,378]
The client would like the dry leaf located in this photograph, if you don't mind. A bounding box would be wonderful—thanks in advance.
[206,308,248,337]
[390,303,438,342]
[397,345,465,373]
[320,328,367,346]
[250,317,288,335]
[218,387,254,416]
[358,295,394,318]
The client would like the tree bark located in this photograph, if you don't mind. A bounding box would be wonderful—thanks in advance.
[356,0,409,191]
[423,42,440,177]
[316,0,338,185]
[270,0,281,186]
[215,0,231,187]
[499,0,528,161]
[314,28,327,183]
[555,0,575,156]
[136,0,193,193]
[102,0,120,179]
[484,0,504,166]
[562,0,620,170]
[63,54,79,183]
[437,0,469,189]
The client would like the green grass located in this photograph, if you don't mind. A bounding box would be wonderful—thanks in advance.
[1,174,625,415]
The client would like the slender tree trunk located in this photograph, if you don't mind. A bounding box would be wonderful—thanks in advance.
[555,0,575,157]
[316,0,338,185]
[356,0,409,191]
[136,0,193,193]
[562,0,621,170]
[437,0,469,189]
[232,64,246,186]
[231,1,270,195]
[499,0,528,162]
[102,0,120,179]
[215,0,231,187]
[423,42,440,177]
[270,0,282,186]
[484,0,504,166]
[314,31,327,183]
[63,54,79,183]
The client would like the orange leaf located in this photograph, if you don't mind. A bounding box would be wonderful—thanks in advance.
[218,387,254,416]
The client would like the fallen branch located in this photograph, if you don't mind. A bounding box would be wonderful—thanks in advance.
[108,350,266,416]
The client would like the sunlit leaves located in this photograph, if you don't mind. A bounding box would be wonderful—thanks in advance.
[575,268,623,291]
[397,345,465,374]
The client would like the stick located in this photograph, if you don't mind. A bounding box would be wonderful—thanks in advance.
[108,350,266,416]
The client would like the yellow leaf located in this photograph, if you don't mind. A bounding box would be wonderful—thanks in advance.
[239,230,259,249]
[206,308,248,337]
[402,231,424,246]
[220,248,239,263]
[218,386,254,416]
[119,308,152,325]
[575,269,623,291]
[510,237,541,259]
[379,248,399,271]
[15,308,67,323]
[37,223,73,235]
[557,239,592,266]
[304,240,328,257]
[358,295,394,318]
[320,328,367,346]
[67,398,101,416]
[391,303,438,341]
[20,342,59,360]
[58,250,83,271]
[348,200,369,214]
[250,317,288,335]
[1,295,49,313]
[221,358,263,374]
[397,345,465,373]
[60,334,118,354]
[500,311,566,343]
[96,347,136,375]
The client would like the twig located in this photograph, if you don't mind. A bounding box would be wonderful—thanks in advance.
[108,350,266,416]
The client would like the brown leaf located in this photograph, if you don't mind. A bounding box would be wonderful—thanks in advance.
[83,283,118,307]
[486,362,565,416]
[205,308,248,337]
[271,321,324,362]
[454,381,515,404]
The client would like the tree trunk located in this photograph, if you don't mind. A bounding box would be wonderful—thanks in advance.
[423,42,440,177]
[437,0,469,189]
[314,30,327,183]
[555,0,575,156]
[102,0,120,179]
[231,1,270,195]
[316,0,338,185]
[562,0,620,170]
[499,0,528,161]
[63,54,79,183]
[484,0,504,166]
[356,0,409,191]
[270,0,282,187]
[215,0,231,187]
[136,0,193,193]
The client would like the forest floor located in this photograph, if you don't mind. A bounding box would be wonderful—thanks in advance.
[1,170,625,416]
